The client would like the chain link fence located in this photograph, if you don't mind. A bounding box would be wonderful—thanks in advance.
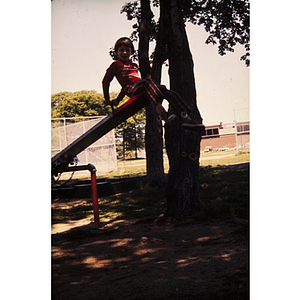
[51,116,117,178]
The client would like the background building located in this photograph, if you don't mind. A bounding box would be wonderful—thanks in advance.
[201,121,250,152]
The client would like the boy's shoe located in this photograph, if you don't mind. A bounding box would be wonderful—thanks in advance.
[182,123,205,132]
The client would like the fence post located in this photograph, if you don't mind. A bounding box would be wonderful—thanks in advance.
[234,120,239,155]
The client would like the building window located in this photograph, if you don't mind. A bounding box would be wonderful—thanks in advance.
[213,128,219,135]
[244,124,249,131]
[237,124,250,132]
[203,128,219,136]
[206,129,212,136]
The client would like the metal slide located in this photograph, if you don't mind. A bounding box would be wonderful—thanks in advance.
[51,95,149,176]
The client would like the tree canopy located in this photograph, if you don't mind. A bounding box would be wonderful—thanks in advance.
[51,90,112,118]
[51,90,146,159]
[121,0,250,66]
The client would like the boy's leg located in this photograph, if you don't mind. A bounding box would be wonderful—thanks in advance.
[133,79,189,119]
[164,90,192,120]
[140,79,177,122]
[155,102,176,123]
[142,78,164,105]
[164,89,205,132]
[156,84,167,97]
[127,79,172,122]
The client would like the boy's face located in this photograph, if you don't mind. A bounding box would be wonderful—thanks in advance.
[117,44,132,62]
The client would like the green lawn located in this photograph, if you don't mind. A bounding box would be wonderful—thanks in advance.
[52,149,250,184]
[107,149,249,178]
[199,149,250,168]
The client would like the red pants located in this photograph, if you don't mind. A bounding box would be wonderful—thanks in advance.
[124,78,191,118]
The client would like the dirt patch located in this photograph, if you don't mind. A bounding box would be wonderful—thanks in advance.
[52,218,249,299]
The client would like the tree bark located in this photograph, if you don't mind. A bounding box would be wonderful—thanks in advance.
[160,0,205,219]
[139,0,166,185]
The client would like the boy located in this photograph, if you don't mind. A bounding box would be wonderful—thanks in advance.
[102,37,204,131]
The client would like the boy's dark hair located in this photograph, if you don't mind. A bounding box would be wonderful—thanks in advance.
[114,37,135,53]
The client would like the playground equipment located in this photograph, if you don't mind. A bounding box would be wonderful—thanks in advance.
[51,116,117,178]
[51,95,150,227]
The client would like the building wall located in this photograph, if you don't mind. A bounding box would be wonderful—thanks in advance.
[200,131,250,151]
[201,134,237,150]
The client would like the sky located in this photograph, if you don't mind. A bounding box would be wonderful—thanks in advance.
[51,0,249,125]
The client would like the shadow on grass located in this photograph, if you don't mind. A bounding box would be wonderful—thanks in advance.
[52,163,249,224]
[52,183,167,224]
[197,163,249,221]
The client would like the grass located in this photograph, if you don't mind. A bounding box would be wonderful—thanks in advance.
[98,184,166,221]
[52,202,95,223]
[200,149,249,168]
[113,149,249,177]
[198,165,249,221]
[52,149,249,183]
[52,183,166,223]
[52,163,249,224]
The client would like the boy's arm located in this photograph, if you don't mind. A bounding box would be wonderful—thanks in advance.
[102,76,112,105]
[102,63,115,105]
[112,88,126,106]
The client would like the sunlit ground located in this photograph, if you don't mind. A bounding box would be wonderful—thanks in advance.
[114,149,249,177]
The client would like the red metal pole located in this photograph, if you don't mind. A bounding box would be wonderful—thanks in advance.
[91,171,99,227]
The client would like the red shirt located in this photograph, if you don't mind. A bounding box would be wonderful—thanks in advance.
[103,60,141,88]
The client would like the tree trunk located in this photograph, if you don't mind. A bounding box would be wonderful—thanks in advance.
[139,0,166,185]
[160,0,205,219]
